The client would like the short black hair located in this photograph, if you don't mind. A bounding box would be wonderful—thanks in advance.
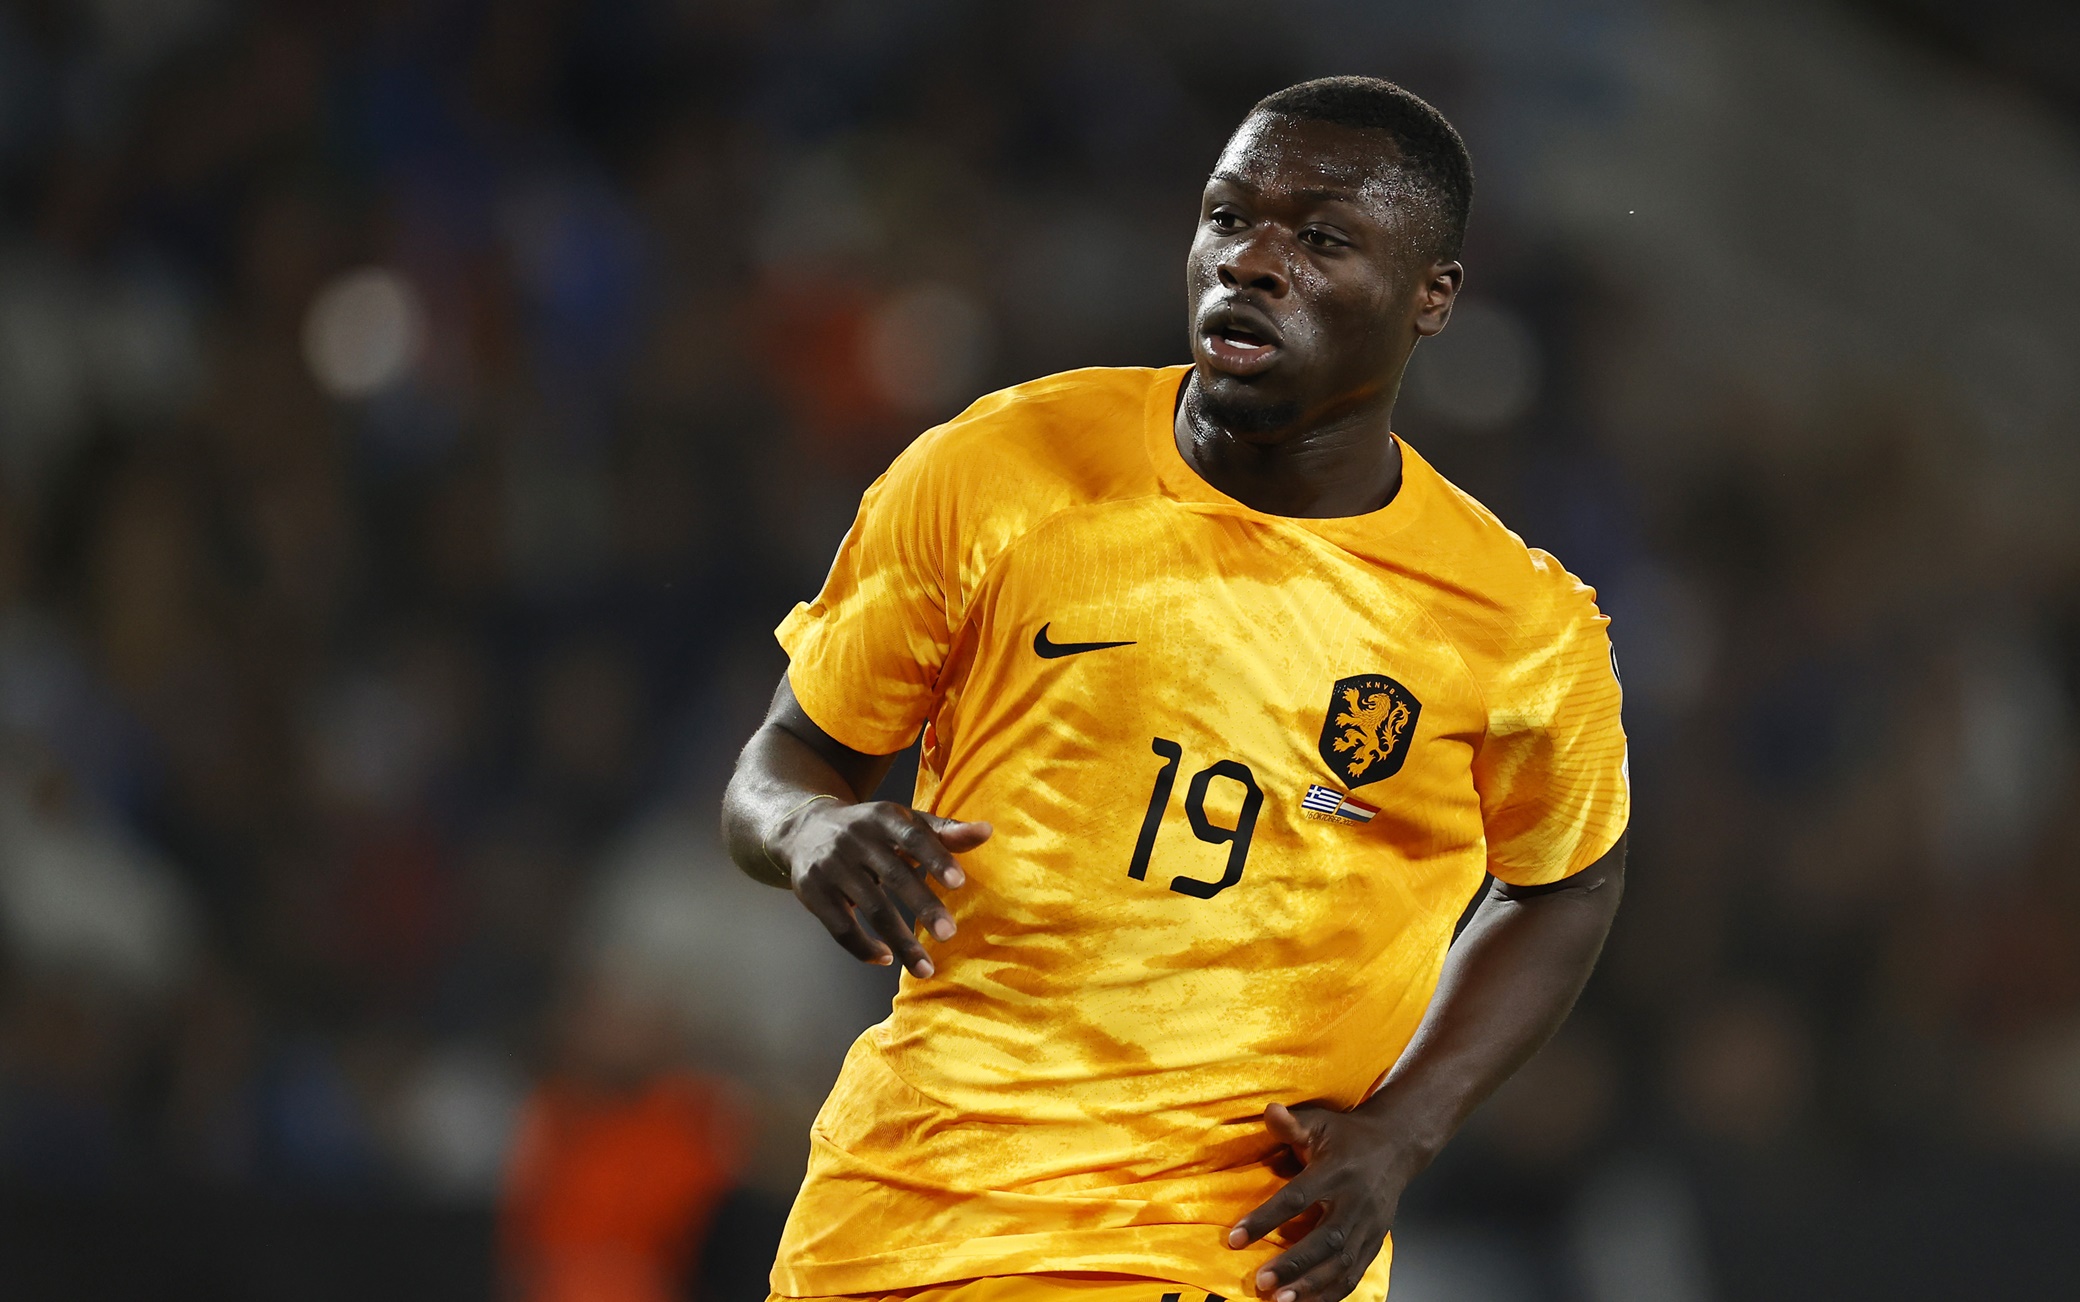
[1249,76,1474,262]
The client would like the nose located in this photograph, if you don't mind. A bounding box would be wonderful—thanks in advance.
[1216,235,1290,297]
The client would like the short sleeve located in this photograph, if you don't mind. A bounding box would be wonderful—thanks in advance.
[1470,555,1630,886]
[775,441,954,756]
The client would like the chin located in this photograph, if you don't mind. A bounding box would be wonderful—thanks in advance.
[1192,366,1302,439]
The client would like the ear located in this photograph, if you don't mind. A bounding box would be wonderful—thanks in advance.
[1412,260,1462,338]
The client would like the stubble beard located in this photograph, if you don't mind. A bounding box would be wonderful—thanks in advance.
[1191,376,1303,440]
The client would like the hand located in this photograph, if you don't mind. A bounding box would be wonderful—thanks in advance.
[1228,1102,1426,1302]
[770,800,992,978]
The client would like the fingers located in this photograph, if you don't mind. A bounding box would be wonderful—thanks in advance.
[858,895,932,977]
[1232,1105,1394,1302]
[780,801,989,977]
[853,841,939,977]
[886,810,971,892]
[1263,1102,1316,1155]
[1257,1220,1381,1302]
[919,811,993,853]
[869,810,966,944]
[795,878,894,967]
[1274,1103,1336,1168]
[1230,1167,1327,1247]
[851,806,982,952]
[878,856,957,942]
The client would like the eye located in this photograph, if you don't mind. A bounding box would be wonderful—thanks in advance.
[1299,226,1350,249]
[1207,208,1246,233]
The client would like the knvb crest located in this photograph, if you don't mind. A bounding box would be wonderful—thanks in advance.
[1318,673,1422,787]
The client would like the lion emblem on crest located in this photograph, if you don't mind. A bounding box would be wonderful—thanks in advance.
[1317,673,1423,787]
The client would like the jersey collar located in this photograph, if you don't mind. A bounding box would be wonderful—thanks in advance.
[1142,364,1430,557]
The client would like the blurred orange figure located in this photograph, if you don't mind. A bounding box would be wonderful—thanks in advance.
[502,972,751,1302]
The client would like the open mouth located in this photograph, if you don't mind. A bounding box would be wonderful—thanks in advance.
[1202,321,1281,373]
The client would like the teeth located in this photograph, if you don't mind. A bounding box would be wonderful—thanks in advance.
[1207,329,1272,353]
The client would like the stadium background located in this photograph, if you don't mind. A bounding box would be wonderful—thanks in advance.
[1,1,2078,1298]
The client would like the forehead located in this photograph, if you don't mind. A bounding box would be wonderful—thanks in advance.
[1209,112,1410,212]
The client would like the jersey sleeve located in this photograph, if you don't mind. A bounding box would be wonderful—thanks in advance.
[775,437,956,756]
[1469,553,1630,886]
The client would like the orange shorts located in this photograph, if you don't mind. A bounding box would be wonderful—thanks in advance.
[773,1275,1239,1302]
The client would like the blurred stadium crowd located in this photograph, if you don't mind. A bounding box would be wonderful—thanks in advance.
[0,1,2078,1299]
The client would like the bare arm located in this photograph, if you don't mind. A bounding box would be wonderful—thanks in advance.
[720,673,991,977]
[721,675,899,887]
[1231,833,1628,1302]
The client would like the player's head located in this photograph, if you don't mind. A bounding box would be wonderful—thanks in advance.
[1187,76,1472,441]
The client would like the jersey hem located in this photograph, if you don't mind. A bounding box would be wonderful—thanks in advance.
[773,1233,1265,1300]
[771,1226,1392,1302]
[1486,807,1630,887]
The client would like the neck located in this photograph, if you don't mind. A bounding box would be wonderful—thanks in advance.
[1173,374,1404,518]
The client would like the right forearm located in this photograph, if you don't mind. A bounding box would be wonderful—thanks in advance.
[722,672,987,976]
[721,724,864,887]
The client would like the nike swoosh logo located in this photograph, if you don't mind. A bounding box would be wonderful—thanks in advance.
[1033,622,1136,659]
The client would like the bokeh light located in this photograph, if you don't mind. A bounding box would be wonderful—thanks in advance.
[865,284,995,416]
[301,267,427,400]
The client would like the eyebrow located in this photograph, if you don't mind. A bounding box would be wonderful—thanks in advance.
[1208,173,1360,205]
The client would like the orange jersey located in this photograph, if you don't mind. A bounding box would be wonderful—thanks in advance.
[775,1273,1278,1302]
[773,366,1628,1301]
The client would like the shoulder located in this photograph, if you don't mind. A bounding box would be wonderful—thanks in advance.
[946,364,1166,432]
[1393,442,1609,679]
[892,366,1171,494]
[860,367,1175,609]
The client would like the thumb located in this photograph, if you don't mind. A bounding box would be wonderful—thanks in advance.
[921,812,993,850]
[1264,1102,1326,1161]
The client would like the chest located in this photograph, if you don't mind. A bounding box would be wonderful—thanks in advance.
[923,502,1488,922]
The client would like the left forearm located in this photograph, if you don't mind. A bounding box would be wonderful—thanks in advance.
[1228,836,1627,1302]
[1360,835,1627,1162]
